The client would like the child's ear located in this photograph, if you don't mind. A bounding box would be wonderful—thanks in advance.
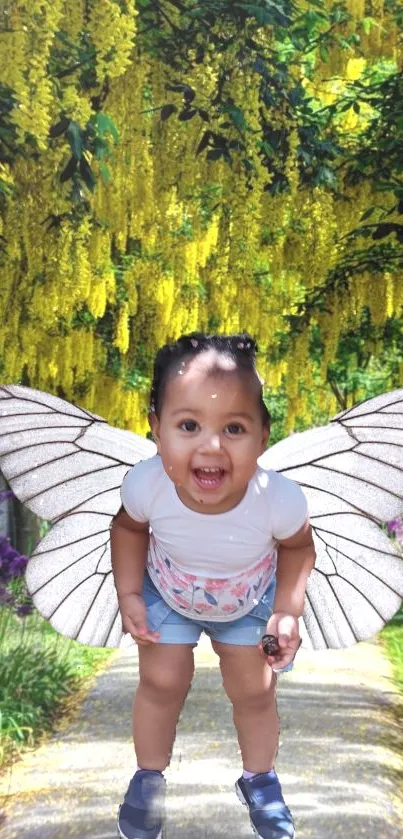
[148,412,161,452]
[260,425,270,453]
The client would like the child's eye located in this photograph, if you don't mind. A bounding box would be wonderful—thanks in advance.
[180,420,199,432]
[225,423,245,435]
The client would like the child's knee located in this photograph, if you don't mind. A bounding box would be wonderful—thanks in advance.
[139,649,194,699]
[228,675,275,708]
[215,645,276,706]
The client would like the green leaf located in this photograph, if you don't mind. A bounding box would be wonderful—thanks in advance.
[165,83,190,93]
[244,6,272,26]
[362,16,374,34]
[315,165,337,188]
[288,87,304,107]
[360,206,376,221]
[301,9,328,34]
[99,162,111,184]
[259,140,276,158]
[184,87,196,104]
[242,157,255,172]
[196,130,212,156]
[242,2,290,27]
[93,137,108,161]
[66,122,83,160]
[49,117,70,139]
[299,149,312,165]
[178,108,197,121]
[372,223,403,241]
[207,149,223,161]
[228,105,247,131]
[160,104,177,121]
[228,139,244,151]
[94,113,119,143]
[319,43,330,63]
[60,156,77,183]
[79,158,96,192]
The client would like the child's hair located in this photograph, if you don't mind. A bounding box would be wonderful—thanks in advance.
[149,332,271,428]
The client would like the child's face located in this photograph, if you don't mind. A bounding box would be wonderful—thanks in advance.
[150,354,269,513]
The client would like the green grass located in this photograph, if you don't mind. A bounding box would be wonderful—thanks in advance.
[0,607,113,769]
[380,606,403,694]
[379,607,403,797]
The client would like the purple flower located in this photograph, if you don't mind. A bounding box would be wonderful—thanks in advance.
[0,559,14,583]
[0,527,33,615]
[10,554,28,577]
[388,518,403,545]
[0,490,13,503]
[0,536,28,580]
[0,535,14,555]
[16,602,34,617]
[1,544,19,562]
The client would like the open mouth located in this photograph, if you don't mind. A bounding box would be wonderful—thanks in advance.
[193,467,226,489]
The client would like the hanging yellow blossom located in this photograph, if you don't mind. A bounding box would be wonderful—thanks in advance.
[115,303,130,354]
[0,0,400,435]
[87,0,138,83]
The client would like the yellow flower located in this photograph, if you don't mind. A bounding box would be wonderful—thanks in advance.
[0,4,399,429]
[346,58,366,81]
[115,303,130,354]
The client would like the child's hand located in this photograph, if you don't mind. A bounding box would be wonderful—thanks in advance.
[118,593,160,645]
[260,612,301,671]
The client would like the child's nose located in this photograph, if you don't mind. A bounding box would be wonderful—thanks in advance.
[199,431,222,452]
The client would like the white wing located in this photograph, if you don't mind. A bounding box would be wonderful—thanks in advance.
[259,389,403,649]
[0,385,156,647]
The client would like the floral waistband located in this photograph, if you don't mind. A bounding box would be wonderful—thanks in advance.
[147,535,276,622]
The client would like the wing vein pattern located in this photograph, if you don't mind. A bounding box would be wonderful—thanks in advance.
[0,385,156,647]
[1,385,403,649]
[260,389,403,649]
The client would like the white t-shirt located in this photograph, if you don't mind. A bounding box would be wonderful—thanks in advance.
[121,455,308,621]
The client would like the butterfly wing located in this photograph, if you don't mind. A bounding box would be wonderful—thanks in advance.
[0,385,156,647]
[259,389,403,649]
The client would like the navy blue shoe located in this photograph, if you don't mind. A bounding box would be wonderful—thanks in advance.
[236,771,295,839]
[117,769,166,839]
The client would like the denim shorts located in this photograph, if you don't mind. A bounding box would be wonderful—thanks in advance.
[142,571,276,646]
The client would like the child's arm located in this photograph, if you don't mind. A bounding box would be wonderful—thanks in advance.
[264,519,316,669]
[274,519,316,616]
[110,508,160,645]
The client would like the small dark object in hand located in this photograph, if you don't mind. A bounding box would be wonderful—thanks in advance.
[261,634,280,657]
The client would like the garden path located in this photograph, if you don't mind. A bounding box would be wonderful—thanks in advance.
[1,636,402,838]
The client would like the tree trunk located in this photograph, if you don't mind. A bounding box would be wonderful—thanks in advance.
[12,500,42,556]
[0,472,13,537]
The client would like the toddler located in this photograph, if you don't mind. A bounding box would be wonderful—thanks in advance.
[110,333,316,839]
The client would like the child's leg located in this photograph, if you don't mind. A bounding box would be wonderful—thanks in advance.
[212,641,278,772]
[133,643,195,770]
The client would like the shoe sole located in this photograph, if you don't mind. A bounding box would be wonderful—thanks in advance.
[117,823,164,839]
[117,829,163,839]
[235,782,296,839]
[117,806,165,839]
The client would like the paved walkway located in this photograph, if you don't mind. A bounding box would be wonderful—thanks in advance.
[1,636,402,838]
